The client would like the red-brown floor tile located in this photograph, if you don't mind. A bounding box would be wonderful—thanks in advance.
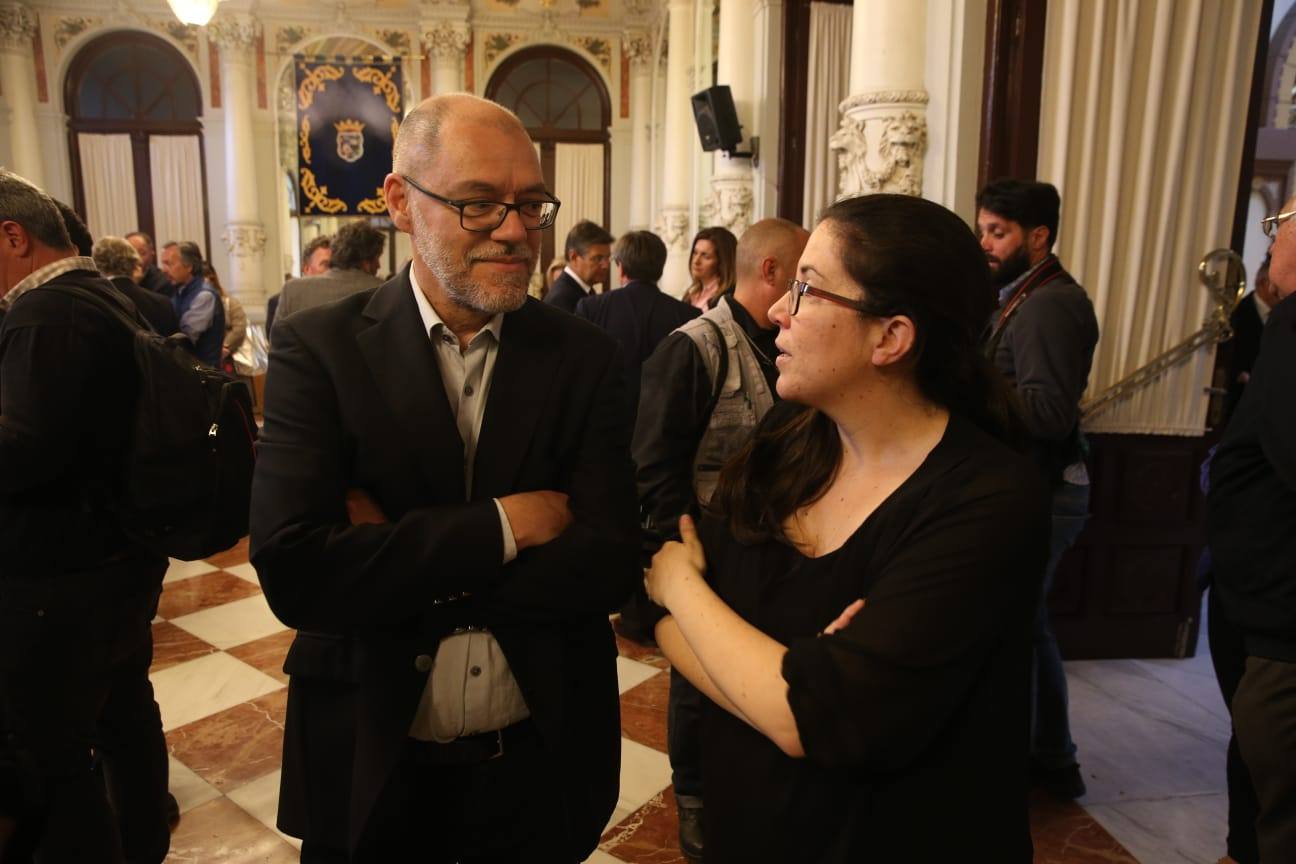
[165,796,298,863]
[1029,789,1137,863]
[150,621,219,672]
[157,569,262,620]
[204,535,251,569]
[166,690,287,792]
[615,630,671,670]
[620,670,669,753]
[227,629,296,684]
[600,787,687,864]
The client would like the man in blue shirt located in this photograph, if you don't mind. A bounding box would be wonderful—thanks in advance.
[160,240,224,367]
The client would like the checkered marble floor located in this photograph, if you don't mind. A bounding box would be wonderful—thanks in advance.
[154,539,1138,863]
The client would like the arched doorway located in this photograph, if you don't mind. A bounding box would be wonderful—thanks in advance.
[65,31,209,252]
[486,46,611,268]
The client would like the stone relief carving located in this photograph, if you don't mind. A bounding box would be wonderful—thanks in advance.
[482,32,520,65]
[840,90,929,110]
[0,2,38,50]
[655,208,690,253]
[275,25,316,54]
[53,16,99,50]
[222,223,268,258]
[424,20,470,59]
[208,13,262,55]
[707,179,754,236]
[373,29,411,53]
[571,35,611,71]
[830,110,927,199]
[622,32,652,68]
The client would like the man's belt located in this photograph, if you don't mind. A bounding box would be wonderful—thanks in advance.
[407,718,538,767]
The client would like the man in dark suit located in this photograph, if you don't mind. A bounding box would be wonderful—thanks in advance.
[543,219,613,313]
[125,231,172,296]
[91,235,181,336]
[576,230,699,417]
[250,93,640,863]
[1223,256,1278,423]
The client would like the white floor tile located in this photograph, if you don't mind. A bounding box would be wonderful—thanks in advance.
[167,755,220,814]
[164,559,219,584]
[223,563,261,585]
[226,769,303,850]
[150,652,284,731]
[616,736,673,818]
[616,656,660,695]
[170,594,288,650]
[1086,793,1228,864]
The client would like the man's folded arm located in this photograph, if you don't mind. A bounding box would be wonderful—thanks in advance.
[250,319,506,634]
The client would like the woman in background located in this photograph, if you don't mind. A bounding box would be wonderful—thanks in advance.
[682,227,737,310]
[647,194,1048,862]
[204,262,246,372]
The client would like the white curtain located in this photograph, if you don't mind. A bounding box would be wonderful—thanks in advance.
[77,134,139,241]
[149,135,207,252]
[802,3,852,225]
[1038,0,1263,435]
[553,143,605,249]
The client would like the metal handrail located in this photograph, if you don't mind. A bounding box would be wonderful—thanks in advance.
[1080,249,1246,422]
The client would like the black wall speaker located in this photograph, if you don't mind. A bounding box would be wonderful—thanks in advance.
[691,85,744,153]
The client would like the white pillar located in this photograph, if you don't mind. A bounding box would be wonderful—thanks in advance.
[624,31,654,230]
[832,0,928,199]
[0,2,44,188]
[751,0,783,220]
[424,21,469,95]
[710,0,754,236]
[656,0,695,298]
[209,13,267,308]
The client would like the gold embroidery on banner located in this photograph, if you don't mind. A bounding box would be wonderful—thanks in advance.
[297,63,344,110]
[391,117,401,147]
[357,188,388,214]
[352,66,401,113]
[299,168,347,214]
[299,116,312,164]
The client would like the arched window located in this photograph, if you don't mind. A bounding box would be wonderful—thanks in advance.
[487,47,611,267]
[65,31,209,253]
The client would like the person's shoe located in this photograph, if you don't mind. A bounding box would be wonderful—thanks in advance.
[1033,762,1086,800]
[676,799,704,863]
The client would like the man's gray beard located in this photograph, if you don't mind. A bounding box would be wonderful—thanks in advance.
[409,207,531,315]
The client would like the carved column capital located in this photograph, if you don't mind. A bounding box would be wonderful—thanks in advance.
[0,2,37,52]
[207,12,262,58]
[623,31,654,69]
[707,176,754,235]
[222,222,267,258]
[423,19,470,61]
[655,207,691,253]
[831,95,928,199]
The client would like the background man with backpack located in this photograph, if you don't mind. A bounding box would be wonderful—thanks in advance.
[0,168,172,862]
[628,217,808,862]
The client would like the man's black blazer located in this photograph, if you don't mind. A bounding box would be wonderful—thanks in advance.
[1224,292,1264,423]
[249,266,640,859]
[576,280,700,416]
[109,276,179,336]
[543,269,589,314]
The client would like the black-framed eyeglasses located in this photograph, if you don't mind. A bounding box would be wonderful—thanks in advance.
[787,279,870,317]
[1261,209,1296,238]
[401,174,561,232]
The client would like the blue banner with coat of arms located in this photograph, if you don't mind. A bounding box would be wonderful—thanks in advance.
[294,56,403,216]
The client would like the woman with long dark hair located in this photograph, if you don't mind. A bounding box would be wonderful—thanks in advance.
[682,226,737,310]
[645,194,1048,862]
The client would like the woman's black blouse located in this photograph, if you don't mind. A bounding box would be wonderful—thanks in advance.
[698,413,1049,863]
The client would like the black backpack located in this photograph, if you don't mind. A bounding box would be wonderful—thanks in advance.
[44,282,257,561]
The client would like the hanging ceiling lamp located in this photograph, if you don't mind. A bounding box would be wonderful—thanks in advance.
[165,0,221,27]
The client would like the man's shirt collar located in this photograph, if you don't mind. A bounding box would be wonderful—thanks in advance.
[1,255,98,311]
[563,265,593,295]
[409,266,504,348]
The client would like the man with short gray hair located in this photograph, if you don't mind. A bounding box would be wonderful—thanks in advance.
[0,168,171,863]
[545,219,614,313]
[160,240,224,367]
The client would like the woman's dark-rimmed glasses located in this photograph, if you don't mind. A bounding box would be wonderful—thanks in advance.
[401,174,561,232]
[787,279,871,316]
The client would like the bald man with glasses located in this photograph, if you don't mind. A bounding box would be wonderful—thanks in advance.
[250,94,639,863]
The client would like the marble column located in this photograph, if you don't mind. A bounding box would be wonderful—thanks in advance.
[623,31,654,231]
[209,13,267,309]
[0,2,44,188]
[424,20,469,95]
[750,0,783,220]
[709,0,754,236]
[656,0,695,298]
[831,0,928,199]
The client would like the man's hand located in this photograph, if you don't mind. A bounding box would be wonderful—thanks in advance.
[499,490,572,550]
[346,489,387,525]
